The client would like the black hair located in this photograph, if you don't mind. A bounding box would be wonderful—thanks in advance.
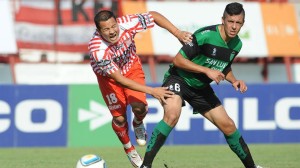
[223,2,245,20]
[94,10,116,30]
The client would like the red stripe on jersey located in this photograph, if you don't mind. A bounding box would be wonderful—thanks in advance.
[125,15,130,22]
[119,16,125,23]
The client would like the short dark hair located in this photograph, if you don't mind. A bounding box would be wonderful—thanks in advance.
[94,10,116,30]
[223,2,245,20]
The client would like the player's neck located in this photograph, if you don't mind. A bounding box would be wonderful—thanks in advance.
[218,25,232,43]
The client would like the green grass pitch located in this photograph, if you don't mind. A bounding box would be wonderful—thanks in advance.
[0,144,299,168]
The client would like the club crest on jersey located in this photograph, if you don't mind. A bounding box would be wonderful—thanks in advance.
[137,14,147,29]
[212,48,217,56]
[115,43,123,50]
[97,60,111,67]
[230,51,236,59]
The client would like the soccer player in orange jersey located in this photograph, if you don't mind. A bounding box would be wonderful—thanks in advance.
[88,10,192,167]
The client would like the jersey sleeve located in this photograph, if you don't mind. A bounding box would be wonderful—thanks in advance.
[117,13,155,33]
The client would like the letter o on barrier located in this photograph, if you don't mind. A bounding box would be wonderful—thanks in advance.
[15,99,63,133]
[275,98,300,130]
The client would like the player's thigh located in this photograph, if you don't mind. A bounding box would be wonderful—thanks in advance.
[125,68,147,108]
[98,79,127,117]
[162,95,182,127]
[126,88,147,107]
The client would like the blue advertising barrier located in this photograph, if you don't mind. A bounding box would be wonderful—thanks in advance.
[1,84,299,147]
[129,83,300,145]
[0,85,68,147]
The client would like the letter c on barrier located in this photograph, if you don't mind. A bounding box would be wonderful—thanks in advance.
[0,100,11,133]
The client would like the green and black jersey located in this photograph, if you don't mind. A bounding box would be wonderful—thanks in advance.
[164,24,242,89]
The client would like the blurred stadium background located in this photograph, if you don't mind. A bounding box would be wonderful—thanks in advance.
[0,0,299,166]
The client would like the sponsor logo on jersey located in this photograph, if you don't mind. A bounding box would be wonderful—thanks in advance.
[205,58,228,71]
[113,43,133,66]
[212,48,217,56]
[97,60,111,67]
[108,104,121,110]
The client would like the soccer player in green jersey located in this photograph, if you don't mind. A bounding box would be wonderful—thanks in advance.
[140,2,262,168]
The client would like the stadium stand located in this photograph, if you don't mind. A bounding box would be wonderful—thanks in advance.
[1,0,300,84]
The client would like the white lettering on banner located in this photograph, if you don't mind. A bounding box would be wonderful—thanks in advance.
[223,98,239,130]
[176,105,203,131]
[275,98,300,130]
[0,101,11,133]
[142,97,300,131]
[243,98,276,130]
[266,24,295,36]
[15,100,63,133]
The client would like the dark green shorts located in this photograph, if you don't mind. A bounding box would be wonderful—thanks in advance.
[162,75,221,114]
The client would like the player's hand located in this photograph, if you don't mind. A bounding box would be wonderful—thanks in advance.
[176,30,193,44]
[205,69,225,84]
[150,87,174,104]
[232,80,247,93]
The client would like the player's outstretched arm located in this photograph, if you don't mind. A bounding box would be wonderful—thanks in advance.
[149,11,192,44]
[109,70,174,104]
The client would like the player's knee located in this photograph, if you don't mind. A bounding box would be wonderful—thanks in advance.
[164,112,180,126]
[131,103,147,115]
[222,119,237,135]
[113,116,126,126]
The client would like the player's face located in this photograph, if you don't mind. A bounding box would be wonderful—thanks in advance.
[222,13,244,39]
[98,17,120,44]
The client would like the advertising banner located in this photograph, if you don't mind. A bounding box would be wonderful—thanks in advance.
[0,0,17,54]
[68,85,118,147]
[127,84,300,145]
[1,84,299,147]
[14,0,118,52]
[67,83,300,146]
[0,85,68,147]
[261,3,300,57]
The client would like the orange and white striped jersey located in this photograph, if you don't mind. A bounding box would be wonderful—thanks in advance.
[88,12,155,76]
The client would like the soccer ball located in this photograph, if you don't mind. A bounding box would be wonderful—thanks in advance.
[76,154,107,168]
